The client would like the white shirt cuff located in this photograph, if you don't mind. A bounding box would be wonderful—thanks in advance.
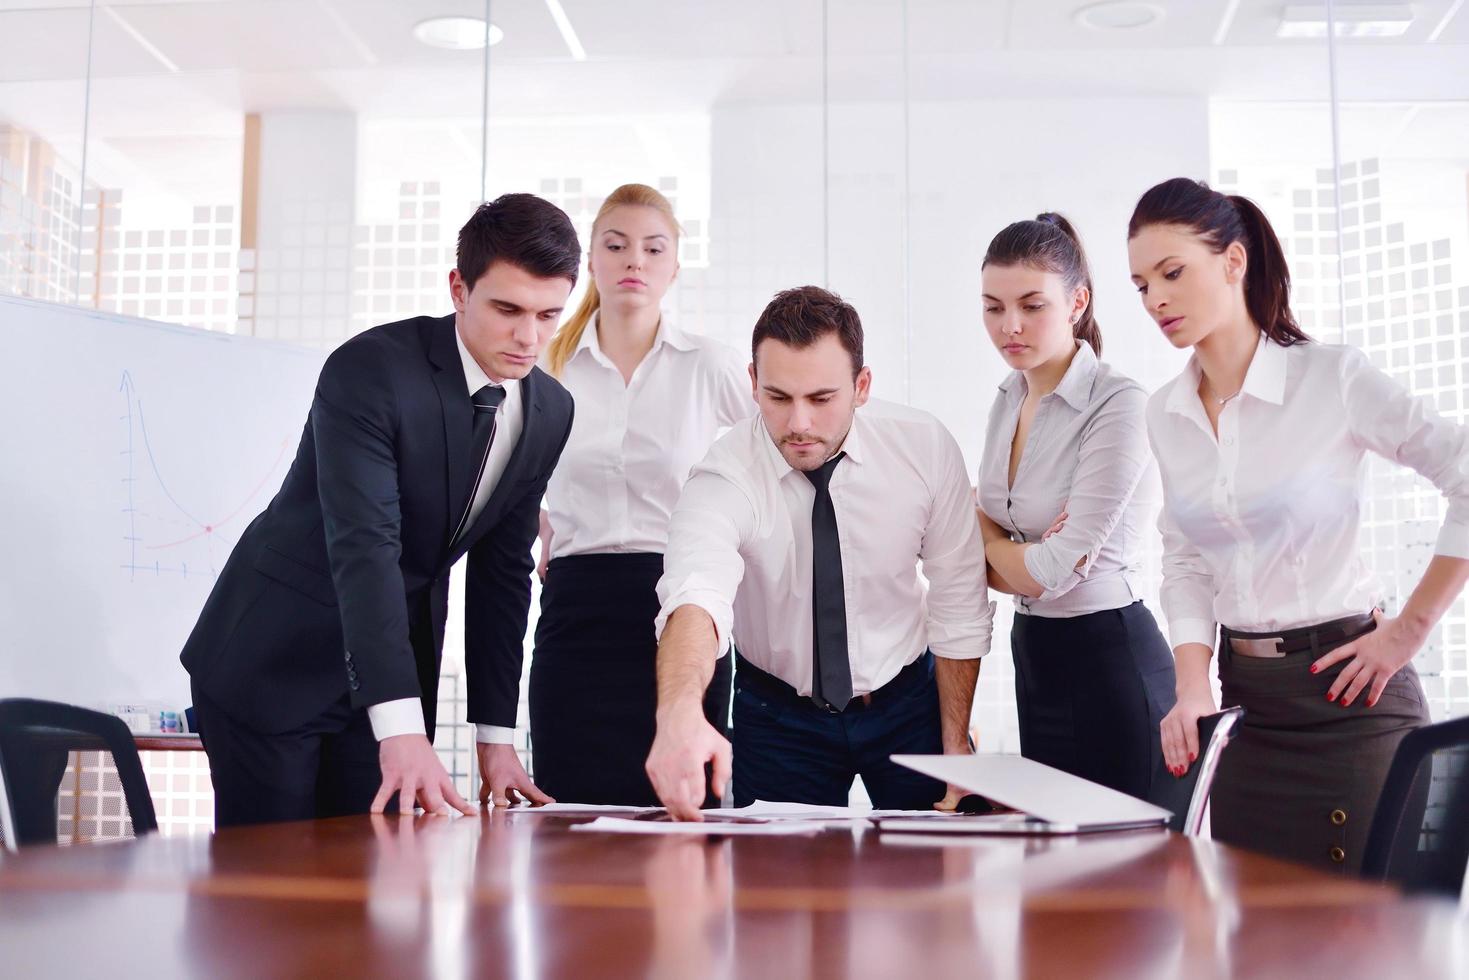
[476,725,516,745]
[1434,520,1469,560]
[366,698,426,741]
[1167,618,1218,652]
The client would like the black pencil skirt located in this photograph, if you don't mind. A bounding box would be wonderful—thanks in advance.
[1011,600,1177,800]
[528,553,732,805]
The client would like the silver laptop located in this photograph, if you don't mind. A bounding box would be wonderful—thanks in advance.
[879,754,1172,835]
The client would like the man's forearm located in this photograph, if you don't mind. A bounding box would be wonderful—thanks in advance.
[935,655,981,753]
[656,604,720,716]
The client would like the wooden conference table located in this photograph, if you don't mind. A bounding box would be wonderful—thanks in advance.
[0,810,1463,979]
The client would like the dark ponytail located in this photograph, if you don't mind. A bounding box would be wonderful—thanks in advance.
[1128,177,1311,347]
[982,211,1102,356]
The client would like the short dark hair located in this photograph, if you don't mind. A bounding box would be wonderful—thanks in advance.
[751,286,864,376]
[456,193,581,292]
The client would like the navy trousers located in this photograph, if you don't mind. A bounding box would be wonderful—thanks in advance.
[731,652,945,809]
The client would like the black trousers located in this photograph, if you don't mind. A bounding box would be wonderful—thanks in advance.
[529,553,732,806]
[192,681,388,828]
[1011,601,1176,800]
[731,652,945,809]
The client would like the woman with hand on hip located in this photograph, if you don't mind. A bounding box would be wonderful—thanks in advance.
[974,213,1176,800]
[1130,177,1469,872]
[527,183,751,805]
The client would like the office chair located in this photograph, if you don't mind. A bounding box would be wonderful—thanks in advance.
[1361,714,1469,899]
[1149,706,1245,836]
[0,698,158,849]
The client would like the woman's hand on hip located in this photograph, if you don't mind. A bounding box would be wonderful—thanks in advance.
[1312,609,1422,708]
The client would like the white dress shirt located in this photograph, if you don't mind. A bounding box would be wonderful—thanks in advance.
[546,314,753,558]
[1147,335,1469,650]
[977,340,1155,618]
[655,399,995,697]
[368,322,524,743]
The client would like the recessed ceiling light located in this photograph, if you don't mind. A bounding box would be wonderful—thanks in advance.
[1277,3,1413,39]
[1074,1,1164,31]
[413,16,504,51]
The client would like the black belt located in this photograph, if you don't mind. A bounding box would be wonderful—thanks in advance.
[1221,611,1377,659]
[734,651,932,714]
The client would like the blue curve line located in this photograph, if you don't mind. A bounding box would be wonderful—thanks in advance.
[120,371,138,581]
[128,376,207,530]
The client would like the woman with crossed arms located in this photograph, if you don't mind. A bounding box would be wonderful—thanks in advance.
[975,212,1176,800]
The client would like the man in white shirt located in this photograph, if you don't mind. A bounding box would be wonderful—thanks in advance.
[645,286,994,819]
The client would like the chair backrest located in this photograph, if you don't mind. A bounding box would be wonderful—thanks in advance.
[0,698,158,850]
[1361,714,1469,898]
[1149,707,1245,836]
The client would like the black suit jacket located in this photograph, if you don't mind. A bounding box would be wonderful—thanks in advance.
[181,314,574,736]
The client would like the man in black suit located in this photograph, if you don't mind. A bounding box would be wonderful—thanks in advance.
[181,193,579,827]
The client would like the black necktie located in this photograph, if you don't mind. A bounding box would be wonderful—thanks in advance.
[451,384,507,544]
[805,452,851,712]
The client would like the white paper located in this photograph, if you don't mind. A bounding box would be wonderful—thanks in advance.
[702,800,957,822]
[570,816,823,836]
[503,802,662,815]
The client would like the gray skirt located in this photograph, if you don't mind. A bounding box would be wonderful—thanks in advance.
[1211,632,1430,875]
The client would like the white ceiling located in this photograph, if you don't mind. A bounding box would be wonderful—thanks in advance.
[0,0,1465,82]
[0,0,1464,197]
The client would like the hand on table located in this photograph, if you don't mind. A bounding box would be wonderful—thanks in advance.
[477,742,555,808]
[373,733,477,815]
[646,700,730,821]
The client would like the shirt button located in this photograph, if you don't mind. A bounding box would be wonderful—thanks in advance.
[1218,477,1227,487]
[1224,437,1235,446]
[1329,846,1346,864]
[1330,808,1347,826]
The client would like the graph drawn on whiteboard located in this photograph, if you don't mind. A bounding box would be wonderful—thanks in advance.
[119,370,292,581]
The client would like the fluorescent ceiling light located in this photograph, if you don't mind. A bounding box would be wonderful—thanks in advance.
[413,16,504,51]
[1073,2,1164,31]
[1277,3,1414,38]
[543,0,587,61]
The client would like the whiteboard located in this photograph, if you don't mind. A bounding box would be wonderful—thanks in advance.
[0,295,325,712]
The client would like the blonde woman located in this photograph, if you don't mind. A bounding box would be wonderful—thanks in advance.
[528,184,751,805]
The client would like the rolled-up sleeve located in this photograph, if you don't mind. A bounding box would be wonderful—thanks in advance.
[1341,347,1469,559]
[654,469,756,656]
[1022,385,1151,600]
[920,428,994,660]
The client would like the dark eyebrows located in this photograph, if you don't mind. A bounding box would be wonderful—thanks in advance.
[1132,256,1181,281]
[490,297,564,316]
[762,384,839,398]
[981,291,1045,302]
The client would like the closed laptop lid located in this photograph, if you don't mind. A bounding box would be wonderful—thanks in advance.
[891,754,1172,826]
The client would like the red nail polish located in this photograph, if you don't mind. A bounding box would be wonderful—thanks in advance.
[1325,693,1334,702]
[1310,665,1319,674]
[1188,752,1196,762]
